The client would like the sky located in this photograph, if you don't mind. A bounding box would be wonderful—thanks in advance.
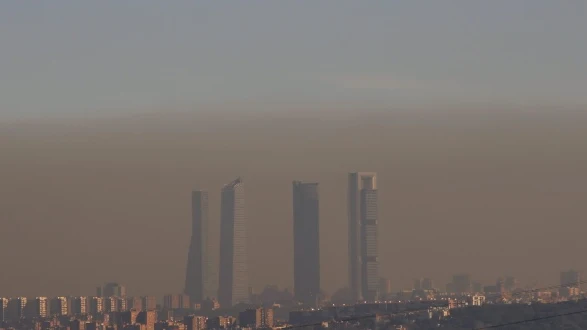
[1,2,587,299]
[1,1,586,120]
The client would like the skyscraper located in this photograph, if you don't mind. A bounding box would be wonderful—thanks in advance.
[218,178,249,307]
[292,181,320,306]
[348,172,379,301]
[185,190,216,303]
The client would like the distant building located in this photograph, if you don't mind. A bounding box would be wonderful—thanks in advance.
[6,297,27,321]
[89,297,104,315]
[137,310,157,330]
[452,274,472,294]
[495,277,505,293]
[163,294,190,310]
[560,270,581,288]
[201,298,220,311]
[471,295,486,306]
[69,297,88,315]
[184,315,207,330]
[0,298,8,322]
[104,297,121,313]
[379,278,392,297]
[50,297,68,316]
[114,310,139,328]
[504,276,518,292]
[421,278,434,290]
[292,181,321,306]
[446,282,455,294]
[26,297,48,318]
[185,190,217,304]
[348,172,379,302]
[239,308,274,328]
[207,316,236,329]
[218,178,249,307]
[560,270,581,298]
[142,296,157,310]
[70,319,86,330]
[413,278,422,291]
[101,283,126,297]
[126,297,143,311]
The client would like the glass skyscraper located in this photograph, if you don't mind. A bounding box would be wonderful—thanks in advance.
[218,178,249,307]
[348,172,379,301]
[292,181,320,306]
[185,190,216,303]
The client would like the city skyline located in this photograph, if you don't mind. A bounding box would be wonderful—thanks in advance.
[1,2,586,328]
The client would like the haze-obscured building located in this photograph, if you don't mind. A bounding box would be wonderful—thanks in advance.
[292,181,320,306]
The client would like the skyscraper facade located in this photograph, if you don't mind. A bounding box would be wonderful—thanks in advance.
[185,190,216,303]
[348,172,379,301]
[292,181,320,306]
[218,178,249,307]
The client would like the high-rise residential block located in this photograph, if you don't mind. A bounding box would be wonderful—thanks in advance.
[0,298,8,322]
[348,172,379,301]
[70,319,86,330]
[141,296,156,311]
[207,316,236,329]
[184,315,207,330]
[163,294,190,310]
[26,297,48,318]
[218,178,249,307]
[114,310,139,328]
[137,310,157,330]
[5,297,27,321]
[69,297,88,315]
[185,190,216,303]
[126,297,143,311]
[239,308,274,328]
[50,297,68,316]
[292,181,320,306]
[89,297,104,315]
[104,297,119,313]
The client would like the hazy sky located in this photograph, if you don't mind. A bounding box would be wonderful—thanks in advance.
[2,107,587,298]
[1,1,586,119]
